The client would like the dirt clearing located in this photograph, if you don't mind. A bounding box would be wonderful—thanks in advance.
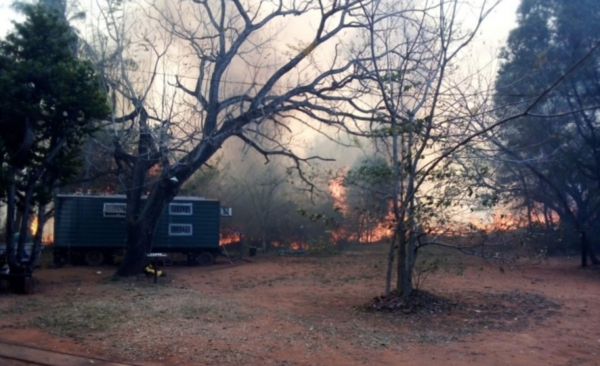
[1,245,599,366]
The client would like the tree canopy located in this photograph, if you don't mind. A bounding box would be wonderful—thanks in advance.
[491,0,600,263]
[0,3,109,271]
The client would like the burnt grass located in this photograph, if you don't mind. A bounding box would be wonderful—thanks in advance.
[366,289,561,338]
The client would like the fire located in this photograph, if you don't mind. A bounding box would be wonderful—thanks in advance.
[29,216,54,243]
[269,241,306,250]
[329,177,349,216]
[30,216,38,236]
[329,176,393,244]
[463,205,559,235]
[289,241,307,250]
[219,232,242,246]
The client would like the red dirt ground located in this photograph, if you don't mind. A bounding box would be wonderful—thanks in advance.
[1,246,599,366]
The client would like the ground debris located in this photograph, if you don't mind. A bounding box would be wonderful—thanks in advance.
[367,290,456,314]
[366,288,561,337]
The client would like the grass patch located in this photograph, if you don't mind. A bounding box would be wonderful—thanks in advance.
[177,303,216,319]
[31,300,127,335]
[0,298,42,318]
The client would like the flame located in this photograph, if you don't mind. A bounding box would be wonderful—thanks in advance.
[461,205,560,235]
[29,216,54,243]
[328,172,548,242]
[30,216,38,236]
[270,241,306,250]
[329,177,349,216]
[328,176,393,244]
[289,241,307,250]
[219,232,242,246]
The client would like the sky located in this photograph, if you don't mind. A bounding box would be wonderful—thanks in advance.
[0,0,22,36]
[0,0,521,83]
[0,0,520,42]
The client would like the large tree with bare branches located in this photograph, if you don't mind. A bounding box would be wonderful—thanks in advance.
[84,0,378,276]
[84,0,600,280]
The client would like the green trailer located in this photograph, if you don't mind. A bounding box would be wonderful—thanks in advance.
[53,194,221,266]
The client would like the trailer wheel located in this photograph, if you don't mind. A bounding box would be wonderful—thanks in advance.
[198,252,214,266]
[84,250,105,266]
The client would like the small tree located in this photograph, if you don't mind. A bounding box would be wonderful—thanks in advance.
[0,4,108,274]
[242,164,287,252]
[351,0,600,298]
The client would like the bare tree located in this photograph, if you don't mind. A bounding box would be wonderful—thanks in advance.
[242,164,286,252]
[349,0,600,298]
[83,0,379,276]
[347,0,503,296]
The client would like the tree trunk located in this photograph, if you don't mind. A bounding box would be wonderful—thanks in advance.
[544,205,552,231]
[406,231,416,291]
[385,231,397,296]
[5,168,17,270]
[405,192,417,292]
[16,179,36,268]
[115,180,177,277]
[526,199,533,231]
[14,211,23,240]
[117,218,158,276]
[396,228,412,297]
[81,139,92,194]
[27,202,46,273]
[581,229,600,266]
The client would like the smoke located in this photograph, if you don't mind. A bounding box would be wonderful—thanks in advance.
[70,0,527,251]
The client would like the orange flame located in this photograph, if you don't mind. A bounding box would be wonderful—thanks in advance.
[289,241,307,250]
[219,232,241,246]
[329,177,349,216]
[30,216,54,243]
[329,176,393,244]
[30,217,38,236]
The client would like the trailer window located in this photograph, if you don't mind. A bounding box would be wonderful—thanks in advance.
[169,224,193,236]
[103,203,126,217]
[169,203,193,215]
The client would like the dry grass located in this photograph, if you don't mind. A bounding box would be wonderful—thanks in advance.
[0,246,590,366]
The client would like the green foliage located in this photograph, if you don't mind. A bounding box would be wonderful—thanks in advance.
[0,3,109,202]
[492,0,600,242]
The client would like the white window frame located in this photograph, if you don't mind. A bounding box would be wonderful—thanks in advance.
[103,203,126,218]
[169,203,193,215]
[169,224,193,236]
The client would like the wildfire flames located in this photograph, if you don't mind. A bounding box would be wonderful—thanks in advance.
[30,217,38,236]
[329,177,394,244]
[29,217,54,243]
[218,175,557,251]
[269,241,307,250]
[219,232,242,246]
[467,206,559,233]
[329,177,349,216]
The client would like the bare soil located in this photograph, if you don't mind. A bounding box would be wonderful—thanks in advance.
[0,245,599,366]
